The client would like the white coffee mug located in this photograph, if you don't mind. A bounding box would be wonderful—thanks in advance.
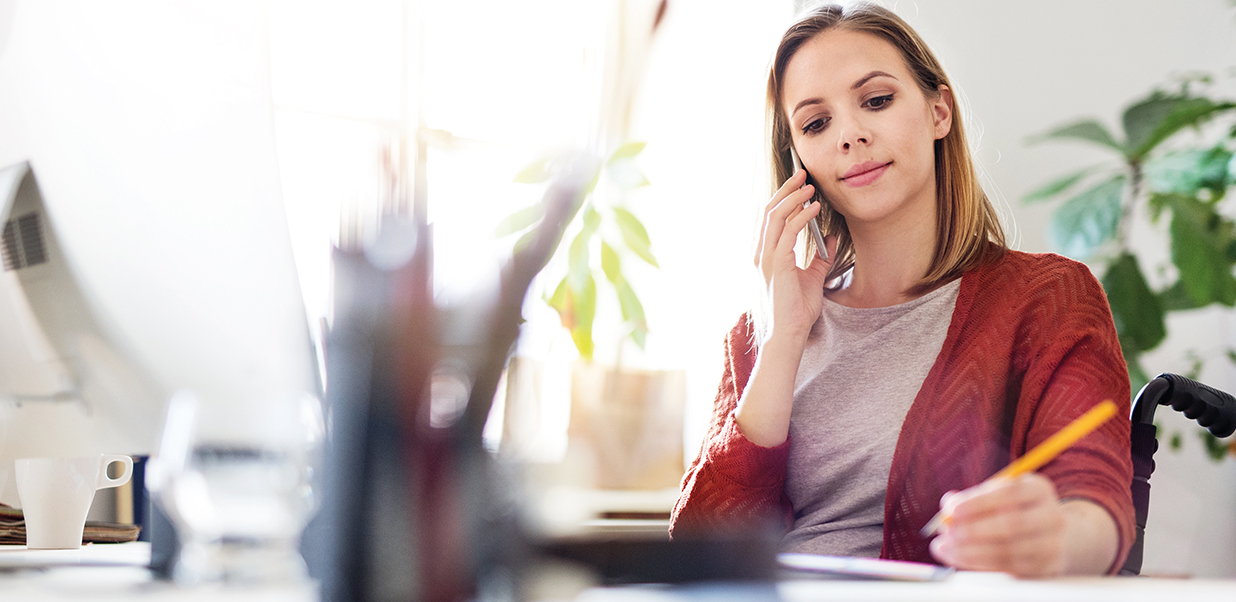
[15,454,133,549]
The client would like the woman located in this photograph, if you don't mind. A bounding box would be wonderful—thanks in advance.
[670,3,1134,577]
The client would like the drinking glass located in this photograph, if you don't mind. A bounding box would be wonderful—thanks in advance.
[151,390,325,586]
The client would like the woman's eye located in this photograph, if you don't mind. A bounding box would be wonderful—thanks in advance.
[801,118,828,135]
[865,94,894,110]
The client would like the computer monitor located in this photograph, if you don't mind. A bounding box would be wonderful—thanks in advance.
[0,161,164,462]
[0,3,320,507]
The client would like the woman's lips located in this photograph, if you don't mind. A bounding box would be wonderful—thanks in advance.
[840,161,892,187]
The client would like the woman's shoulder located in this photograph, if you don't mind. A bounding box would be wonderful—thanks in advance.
[966,249,1102,294]
[973,248,1093,276]
[957,249,1111,326]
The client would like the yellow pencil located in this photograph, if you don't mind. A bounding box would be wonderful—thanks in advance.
[919,400,1119,538]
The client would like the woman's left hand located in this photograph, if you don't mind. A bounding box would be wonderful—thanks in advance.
[928,474,1066,577]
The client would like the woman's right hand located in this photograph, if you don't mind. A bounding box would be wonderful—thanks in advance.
[734,170,836,448]
[754,169,835,345]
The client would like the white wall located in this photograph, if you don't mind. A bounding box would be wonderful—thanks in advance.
[627,0,1236,578]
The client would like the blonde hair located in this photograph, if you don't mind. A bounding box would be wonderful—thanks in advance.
[766,2,1005,293]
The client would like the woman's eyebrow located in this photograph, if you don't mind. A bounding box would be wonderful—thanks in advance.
[791,98,824,119]
[852,70,896,90]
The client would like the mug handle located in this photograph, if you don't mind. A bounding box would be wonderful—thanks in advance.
[97,454,134,489]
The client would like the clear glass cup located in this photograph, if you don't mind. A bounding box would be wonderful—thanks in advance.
[151,390,325,587]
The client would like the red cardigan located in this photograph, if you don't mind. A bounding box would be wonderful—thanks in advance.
[670,250,1135,570]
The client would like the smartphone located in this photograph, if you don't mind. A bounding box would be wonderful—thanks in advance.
[789,147,828,260]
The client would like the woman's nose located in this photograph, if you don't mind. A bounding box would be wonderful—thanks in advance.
[836,116,871,151]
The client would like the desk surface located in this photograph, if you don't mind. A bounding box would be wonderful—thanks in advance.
[1,544,1233,601]
[0,543,316,601]
[578,573,1236,602]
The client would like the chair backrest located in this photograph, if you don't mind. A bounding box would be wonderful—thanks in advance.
[1121,373,1236,576]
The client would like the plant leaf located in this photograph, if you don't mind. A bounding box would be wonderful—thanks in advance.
[513,155,553,183]
[547,277,569,316]
[1145,147,1234,197]
[1122,93,1197,158]
[1123,92,1236,160]
[1199,429,1230,462]
[1158,279,1207,311]
[608,141,647,164]
[1029,119,1123,153]
[1165,193,1236,306]
[1141,99,1236,159]
[612,207,659,268]
[583,205,602,232]
[569,273,597,360]
[1024,166,1101,204]
[615,279,648,349]
[494,203,544,237]
[1048,175,1125,258]
[1101,252,1167,355]
[546,277,576,338]
[607,141,651,189]
[601,239,649,348]
[546,273,596,359]
[567,227,591,294]
[600,240,622,286]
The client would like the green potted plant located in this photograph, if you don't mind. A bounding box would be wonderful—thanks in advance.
[487,1,686,497]
[1026,78,1236,459]
[497,143,658,361]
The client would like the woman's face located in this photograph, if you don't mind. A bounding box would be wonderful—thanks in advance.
[782,28,952,231]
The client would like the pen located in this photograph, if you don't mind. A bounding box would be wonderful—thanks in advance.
[919,399,1119,538]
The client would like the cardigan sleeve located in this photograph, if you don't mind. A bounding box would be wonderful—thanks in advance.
[669,316,794,539]
[1012,257,1135,574]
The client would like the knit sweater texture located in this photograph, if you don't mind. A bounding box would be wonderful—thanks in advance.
[670,250,1135,571]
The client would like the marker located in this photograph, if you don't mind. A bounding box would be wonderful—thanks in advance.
[919,400,1119,538]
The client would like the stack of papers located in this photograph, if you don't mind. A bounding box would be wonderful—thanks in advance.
[0,504,141,545]
[778,553,955,581]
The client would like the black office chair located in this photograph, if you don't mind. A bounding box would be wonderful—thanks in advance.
[1120,373,1236,576]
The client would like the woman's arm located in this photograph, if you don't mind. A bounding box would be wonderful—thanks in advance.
[739,168,834,446]
[928,258,1131,576]
[672,169,833,537]
[734,335,810,447]
[670,321,795,539]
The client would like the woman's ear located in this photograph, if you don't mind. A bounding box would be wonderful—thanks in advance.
[932,84,954,140]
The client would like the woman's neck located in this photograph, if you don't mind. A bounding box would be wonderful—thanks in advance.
[829,201,938,309]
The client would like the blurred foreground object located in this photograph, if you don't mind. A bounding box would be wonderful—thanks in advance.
[313,154,592,601]
[150,390,325,586]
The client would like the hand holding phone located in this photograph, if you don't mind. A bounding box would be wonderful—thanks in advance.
[789,147,828,261]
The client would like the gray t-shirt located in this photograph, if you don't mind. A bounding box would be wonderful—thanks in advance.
[781,279,961,557]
